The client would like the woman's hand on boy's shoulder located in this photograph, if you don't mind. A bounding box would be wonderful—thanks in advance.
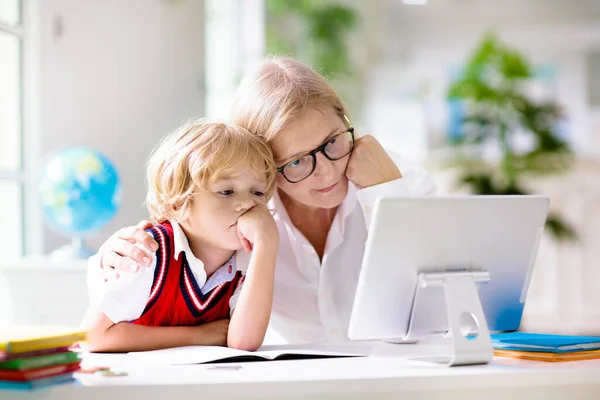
[99,220,158,279]
[236,204,279,252]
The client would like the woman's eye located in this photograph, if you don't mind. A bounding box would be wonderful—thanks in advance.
[218,190,233,196]
[289,159,302,168]
[328,137,338,145]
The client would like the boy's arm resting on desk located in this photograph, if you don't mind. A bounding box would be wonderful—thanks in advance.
[228,238,278,352]
[83,253,229,352]
[85,314,229,352]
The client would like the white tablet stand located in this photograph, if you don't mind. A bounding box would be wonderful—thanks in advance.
[404,269,494,366]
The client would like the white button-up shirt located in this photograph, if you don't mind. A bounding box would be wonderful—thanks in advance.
[266,154,436,344]
[86,154,435,344]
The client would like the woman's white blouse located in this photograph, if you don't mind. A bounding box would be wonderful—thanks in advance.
[265,153,436,344]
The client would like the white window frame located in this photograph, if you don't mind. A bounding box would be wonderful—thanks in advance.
[204,0,264,118]
[0,0,42,257]
[0,2,26,256]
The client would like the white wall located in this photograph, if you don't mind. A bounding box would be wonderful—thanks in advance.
[363,0,600,161]
[30,0,205,254]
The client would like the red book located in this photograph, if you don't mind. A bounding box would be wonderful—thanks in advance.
[0,361,80,382]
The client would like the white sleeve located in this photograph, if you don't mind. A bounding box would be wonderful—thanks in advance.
[228,273,245,313]
[83,252,158,325]
[229,250,253,313]
[86,250,105,303]
[356,151,437,227]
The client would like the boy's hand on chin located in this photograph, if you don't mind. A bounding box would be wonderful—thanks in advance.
[236,204,279,252]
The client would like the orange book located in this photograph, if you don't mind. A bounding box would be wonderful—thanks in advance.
[494,348,600,362]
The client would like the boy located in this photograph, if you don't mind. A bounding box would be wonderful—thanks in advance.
[82,120,279,352]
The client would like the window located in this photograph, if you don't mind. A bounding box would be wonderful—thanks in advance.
[0,0,24,257]
[204,0,264,118]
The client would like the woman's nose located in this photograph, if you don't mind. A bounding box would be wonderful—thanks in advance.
[313,151,336,178]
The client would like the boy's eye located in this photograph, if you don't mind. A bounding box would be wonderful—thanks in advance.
[328,137,337,145]
[252,191,265,197]
[218,190,233,196]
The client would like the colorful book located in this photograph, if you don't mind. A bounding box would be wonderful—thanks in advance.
[0,347,70,362]
[494,348,600,362]
[0,372,75,391]
[0,362,81,382]
[491,332,600,353]
[0,351,80,371]
[0,326,87,355]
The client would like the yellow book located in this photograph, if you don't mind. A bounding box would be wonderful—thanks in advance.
[0,326,87,354]
[494,349,600,362]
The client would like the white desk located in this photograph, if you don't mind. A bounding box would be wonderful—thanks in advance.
[3,342,600,400]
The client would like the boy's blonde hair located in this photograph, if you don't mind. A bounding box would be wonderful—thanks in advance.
[232,56,350,142]
[145,120,276,222]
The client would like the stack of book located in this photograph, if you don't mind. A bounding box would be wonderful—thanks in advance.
[491,332,600,362]
[0,326,87,390]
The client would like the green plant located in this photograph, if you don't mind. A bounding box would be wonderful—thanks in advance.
[448,34,576,241]
[265,0,357,79]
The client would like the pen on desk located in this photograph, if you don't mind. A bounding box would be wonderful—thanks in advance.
[207,365,242,371]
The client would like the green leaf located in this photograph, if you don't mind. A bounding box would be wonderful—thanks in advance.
[445,33,576,242]
[545,213,578,242]
[265,1,357,79]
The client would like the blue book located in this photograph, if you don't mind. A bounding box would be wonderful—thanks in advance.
[491,332,600,353]
[0,373,74,391]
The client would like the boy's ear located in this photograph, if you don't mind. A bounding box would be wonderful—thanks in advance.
[170,202,183,220]
[170,196,193,220]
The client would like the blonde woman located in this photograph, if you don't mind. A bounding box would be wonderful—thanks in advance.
[83,121,278,352]
[88,57,435,345]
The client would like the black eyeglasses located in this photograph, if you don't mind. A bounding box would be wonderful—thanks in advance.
[277,127,355,184]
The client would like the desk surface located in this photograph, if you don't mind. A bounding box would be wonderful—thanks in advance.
[3,342,600,400]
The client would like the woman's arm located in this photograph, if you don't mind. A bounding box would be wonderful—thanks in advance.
[86,221,159,303]
[92,220,159,275]
[227,205,279,351]
[86,313,229,352]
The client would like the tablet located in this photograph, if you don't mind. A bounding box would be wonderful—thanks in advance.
[348,195,549,341]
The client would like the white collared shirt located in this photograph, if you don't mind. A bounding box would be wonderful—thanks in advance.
[82,220,247,327]
[266,153,436,344]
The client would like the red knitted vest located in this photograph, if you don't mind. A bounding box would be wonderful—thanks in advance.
[131,221,244,327]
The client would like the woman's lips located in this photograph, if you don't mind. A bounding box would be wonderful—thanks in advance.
[316,181,339,194]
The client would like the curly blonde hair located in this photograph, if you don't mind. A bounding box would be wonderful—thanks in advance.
[145,120,276,222]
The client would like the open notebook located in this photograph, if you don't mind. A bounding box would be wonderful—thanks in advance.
[128,346,366,365]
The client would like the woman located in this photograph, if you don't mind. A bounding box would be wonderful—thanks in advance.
[88,56,436,344]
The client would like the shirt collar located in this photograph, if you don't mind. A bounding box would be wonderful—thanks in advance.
[169,219,204,269]
[169,219,239,292]
[270,189,289,224]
